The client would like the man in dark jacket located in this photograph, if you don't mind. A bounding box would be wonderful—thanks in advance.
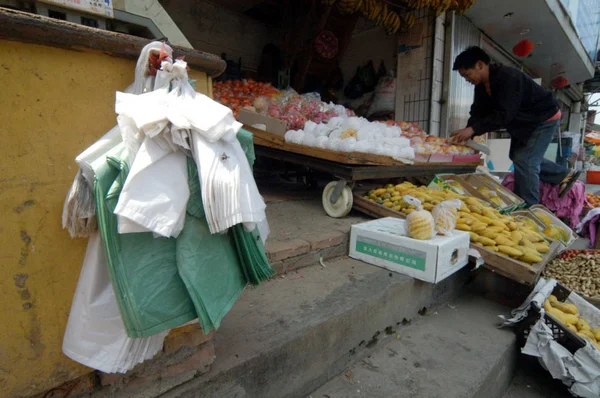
[451,46,579,206]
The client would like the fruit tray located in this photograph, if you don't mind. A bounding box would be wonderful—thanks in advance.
[353,185,559,286]
[516,283,587,354]
[459,173,524,212]
[529,205,577,248]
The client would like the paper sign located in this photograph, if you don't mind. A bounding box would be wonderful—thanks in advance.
[40,0,114,18]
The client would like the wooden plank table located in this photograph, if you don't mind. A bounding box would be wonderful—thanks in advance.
[245,126,482,182]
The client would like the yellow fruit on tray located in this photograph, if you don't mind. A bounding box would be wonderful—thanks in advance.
[479,230,499,240]
[495,236,516,247]
[478,236,496,246]
[547,306,578,325]
[578,329,596,341]
[553,301,578,316]
[520,253,543,264]
[498,246,523,257]
[543,226,563,241]
[469,232,479,242]
[455,223,471,231]
[577,318,592,332]
[568,324,579,333]
[532,210,553,227]
[533,242,550,254]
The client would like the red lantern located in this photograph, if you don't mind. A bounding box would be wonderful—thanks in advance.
[552,76,569,89]
[513,40,534,57]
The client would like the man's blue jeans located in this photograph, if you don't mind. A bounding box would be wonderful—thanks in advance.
[509,120,570,207]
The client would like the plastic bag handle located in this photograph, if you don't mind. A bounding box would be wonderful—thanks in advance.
[403,195,422,210]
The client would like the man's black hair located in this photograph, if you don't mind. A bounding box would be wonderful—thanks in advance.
[453,46,491,70]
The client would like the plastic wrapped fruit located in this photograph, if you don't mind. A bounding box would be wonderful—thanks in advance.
[432,199,462,236]
[404,195,435,240]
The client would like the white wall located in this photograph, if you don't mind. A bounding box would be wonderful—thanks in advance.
[160,0,274,71]
[395,9,435,132]
[340,19,398,92]
[113,0,192,48]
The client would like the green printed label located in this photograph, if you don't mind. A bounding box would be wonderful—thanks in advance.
[356,239,426,271]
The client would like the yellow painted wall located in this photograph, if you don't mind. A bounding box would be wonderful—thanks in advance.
[0,39,209,398]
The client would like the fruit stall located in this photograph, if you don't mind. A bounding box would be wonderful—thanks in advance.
[205,0,483,217]
[214,77,485,217]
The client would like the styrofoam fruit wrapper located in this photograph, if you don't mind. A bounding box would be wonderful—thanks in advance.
[343,117,363,131]
[403,195,435,240]
[303,120,318,135]
[284,130,295,142]
[327,138,342,151]
[329,128,344,140]
[432,199,462,235]
[315,123,331,137]
[291,130,305,144]
[303,132,316,147]
[339,137,357,152]
[315,136,328,149]
[354,140,370,153]
[356,127,373,142]
[327,116,345,129]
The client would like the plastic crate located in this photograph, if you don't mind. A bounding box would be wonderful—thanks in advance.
[515,283,586,354]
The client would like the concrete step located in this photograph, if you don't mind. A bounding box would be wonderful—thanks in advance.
[264,199,368,274]
[161,257,471,398]
[310,294,518,398]
[502,356,571,398]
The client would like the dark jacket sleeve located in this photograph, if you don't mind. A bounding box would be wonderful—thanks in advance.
[468,70,524,136]
[467,88,486,135]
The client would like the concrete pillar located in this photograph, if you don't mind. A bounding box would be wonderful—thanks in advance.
[569,101,582,133]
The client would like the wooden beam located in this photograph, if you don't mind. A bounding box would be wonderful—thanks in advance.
[0,7,226,77]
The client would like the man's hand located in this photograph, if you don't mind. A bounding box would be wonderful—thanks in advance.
[450,127,475,144]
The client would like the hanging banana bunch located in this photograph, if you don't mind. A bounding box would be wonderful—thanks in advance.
[383,11,402,35]
[376,1,389,26]
[455,0,476,14]
[433,0,453,15]
[368,0,384,20]
[360,0,374,18]
[337,0,362,14]
[402,0,432,9]
[403,12,416,29]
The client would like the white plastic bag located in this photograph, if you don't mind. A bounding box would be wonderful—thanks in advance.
[403,195,435,240]
[62,233,167,373]
[432,199,463,236]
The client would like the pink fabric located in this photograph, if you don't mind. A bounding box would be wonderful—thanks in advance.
[545,110,562,122]
[580,214,599,247]
[501,172,586,228]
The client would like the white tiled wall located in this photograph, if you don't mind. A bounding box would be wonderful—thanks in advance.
[395,10,446,136]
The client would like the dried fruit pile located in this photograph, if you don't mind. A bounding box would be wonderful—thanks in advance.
[544,251,600,298]
[586,193,600,208]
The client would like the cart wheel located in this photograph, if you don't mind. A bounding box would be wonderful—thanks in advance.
[322,181,353,218]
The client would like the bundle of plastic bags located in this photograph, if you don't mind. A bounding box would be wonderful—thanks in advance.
[115,58,267,236]
[62,43,273,374]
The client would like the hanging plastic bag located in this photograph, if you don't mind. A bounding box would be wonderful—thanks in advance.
[403,195,435,240]
[432,199,463,236]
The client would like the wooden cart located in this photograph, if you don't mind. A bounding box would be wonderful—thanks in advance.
[246,125,481,218]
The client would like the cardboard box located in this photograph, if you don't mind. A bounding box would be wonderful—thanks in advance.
[349,218,470,283]
[237,109,287,136]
